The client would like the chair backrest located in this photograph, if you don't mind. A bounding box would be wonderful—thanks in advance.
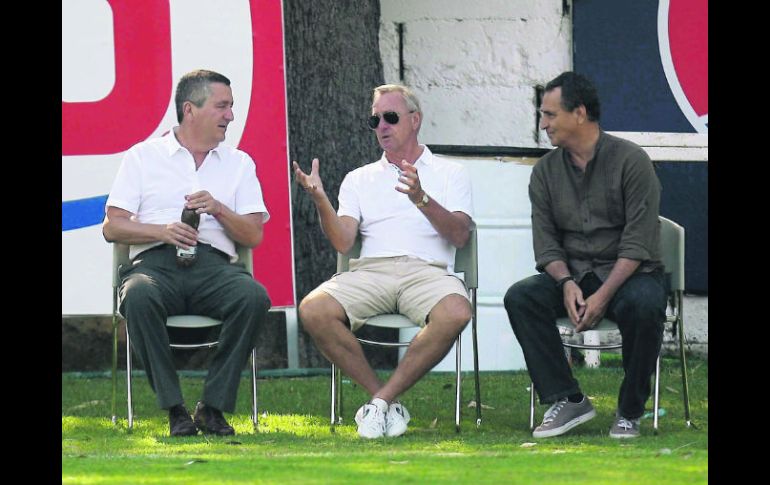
[336,224,478,289]
[658,216,685,292]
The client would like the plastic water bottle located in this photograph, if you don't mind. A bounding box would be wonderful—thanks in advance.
[176,207,200,267]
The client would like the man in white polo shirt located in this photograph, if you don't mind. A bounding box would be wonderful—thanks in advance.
[293,84,474,438]
[103,70,271,437]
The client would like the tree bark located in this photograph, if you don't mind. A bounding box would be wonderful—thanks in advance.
[284,0,396,368]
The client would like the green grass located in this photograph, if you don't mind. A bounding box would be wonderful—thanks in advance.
[62,355,707,484]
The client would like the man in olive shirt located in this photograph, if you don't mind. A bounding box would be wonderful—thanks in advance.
[504,72,666,439]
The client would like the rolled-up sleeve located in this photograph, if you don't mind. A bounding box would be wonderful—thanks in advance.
[529,163,566,272]
[617,151,661,261]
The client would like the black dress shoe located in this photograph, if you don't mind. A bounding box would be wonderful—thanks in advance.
[169,404,198,436]
[193,401,235,436]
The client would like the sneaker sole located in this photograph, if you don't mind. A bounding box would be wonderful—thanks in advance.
[357,427,385,439]
[609,431,640,439]
[532,408,597,438]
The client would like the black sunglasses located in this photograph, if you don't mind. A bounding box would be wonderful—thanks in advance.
[367,110,414,129]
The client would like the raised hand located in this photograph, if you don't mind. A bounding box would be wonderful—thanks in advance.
[394,159,425,204]
[292,158,324,197]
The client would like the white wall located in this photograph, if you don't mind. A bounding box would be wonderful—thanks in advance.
[379,0,571,147]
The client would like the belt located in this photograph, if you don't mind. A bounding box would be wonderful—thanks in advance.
[197,243,231,260]
[144,243,230,260]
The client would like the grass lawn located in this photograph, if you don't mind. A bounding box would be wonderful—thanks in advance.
[62,354,707,484]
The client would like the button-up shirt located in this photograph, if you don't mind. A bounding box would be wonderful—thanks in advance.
[106,129,270,261]
[529,131,663,282]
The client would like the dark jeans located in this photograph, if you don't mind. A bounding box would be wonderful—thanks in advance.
[119,243,271,412]
[503,271,666,419]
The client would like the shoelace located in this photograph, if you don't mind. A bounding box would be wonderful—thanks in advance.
[362,404,384,419]
[542,399,568,424]
[616,417,636,430]
[361,404,386,430]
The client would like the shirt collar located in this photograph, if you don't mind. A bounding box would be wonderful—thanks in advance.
[378,144,433,170]
[163,128,223,161]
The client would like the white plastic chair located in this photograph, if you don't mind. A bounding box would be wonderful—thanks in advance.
[110,243,260,431]
[331,225,482,433]
[528,216,692,433]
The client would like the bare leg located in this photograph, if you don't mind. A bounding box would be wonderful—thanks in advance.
[374,294,471,402]
[299,290,383,395]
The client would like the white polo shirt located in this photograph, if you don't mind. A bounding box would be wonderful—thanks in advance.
[106,129,270,261]
[338,145,473,271]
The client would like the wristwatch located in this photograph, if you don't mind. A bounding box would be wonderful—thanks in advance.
[556,275,574,290]
[414,192,429,208]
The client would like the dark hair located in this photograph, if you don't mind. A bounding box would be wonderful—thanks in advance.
[545,71,600,122]
[174,70,231,123]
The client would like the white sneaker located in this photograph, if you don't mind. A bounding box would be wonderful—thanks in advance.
[385,402,410,437]
[354,399,387,439]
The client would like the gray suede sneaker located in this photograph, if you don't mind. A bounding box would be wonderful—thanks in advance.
[532,396,597,438]
[609,415,641,438]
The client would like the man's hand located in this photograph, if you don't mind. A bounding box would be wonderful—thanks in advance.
[162,221,199,249]
[395,160,425,203]
[186,190,222,216]
[563,281,586,328]
[293,158,324,197]
[575,293,609,332]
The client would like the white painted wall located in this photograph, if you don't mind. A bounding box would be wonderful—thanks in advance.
[379,0,571,148]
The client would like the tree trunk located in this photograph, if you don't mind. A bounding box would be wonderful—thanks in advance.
[284,0,396,368]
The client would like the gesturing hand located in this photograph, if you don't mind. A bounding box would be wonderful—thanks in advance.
[394,159,425,203]
[292,158,324,196]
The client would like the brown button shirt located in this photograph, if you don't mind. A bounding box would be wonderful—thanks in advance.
[529,131,663,283]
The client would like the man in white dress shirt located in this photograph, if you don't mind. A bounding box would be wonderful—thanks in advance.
[103,70,271,437]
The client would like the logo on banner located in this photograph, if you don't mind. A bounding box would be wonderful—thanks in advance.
[658,0,708,133]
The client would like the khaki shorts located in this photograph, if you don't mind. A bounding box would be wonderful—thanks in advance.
[316,256,470,331]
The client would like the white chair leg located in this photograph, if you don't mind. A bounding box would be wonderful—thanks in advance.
[251,347,258,431]
[653,354,661,432]
[126,326,134,431]
[455,337,461,433]
[529,382,536,431]
[111,313,119,425]
[470,291,482,427]
[330,363,338,431]
[675,294,692,427]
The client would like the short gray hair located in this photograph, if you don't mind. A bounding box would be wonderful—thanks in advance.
[372,84,422,115]
[174,70,231,123]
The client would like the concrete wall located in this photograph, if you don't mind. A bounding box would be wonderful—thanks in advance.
[379,0,570,147]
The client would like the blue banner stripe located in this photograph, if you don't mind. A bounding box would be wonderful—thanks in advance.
[62,195,109,231]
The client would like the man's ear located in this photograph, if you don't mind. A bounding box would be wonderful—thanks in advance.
[411,111,421,131]
[574,104,587,124]
[183,101,194,120]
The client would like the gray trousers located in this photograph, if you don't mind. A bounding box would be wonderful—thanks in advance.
[119,243,271,412]
[504,271,666,419]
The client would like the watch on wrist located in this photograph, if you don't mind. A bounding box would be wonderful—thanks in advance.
[556,275,574,290]
[414,192,429,208]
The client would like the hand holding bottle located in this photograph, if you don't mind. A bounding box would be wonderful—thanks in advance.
[176,206,200,267]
